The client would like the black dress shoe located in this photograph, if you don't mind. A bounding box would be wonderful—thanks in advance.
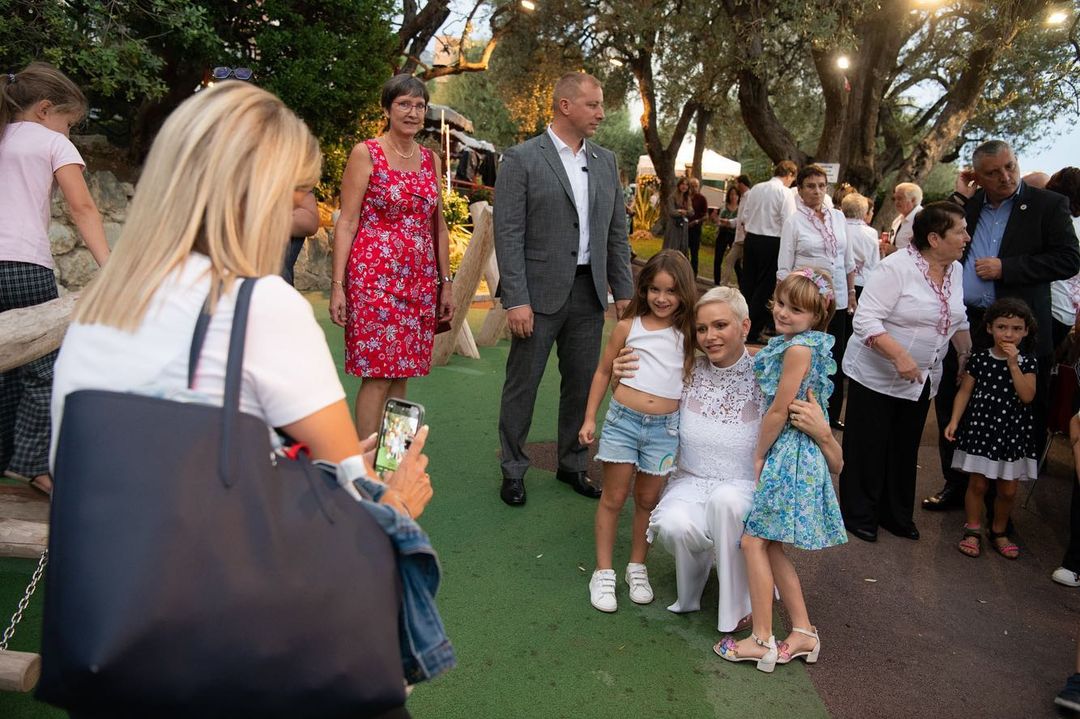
[922,484,964,512]
[500,476,526,506]
[556,469,602,499]
[883,524,920,540]
[845,524,877,543]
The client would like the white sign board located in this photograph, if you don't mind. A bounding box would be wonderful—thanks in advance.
[817,163,841,183]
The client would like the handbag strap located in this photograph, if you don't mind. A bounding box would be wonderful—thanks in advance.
[219,278,257,487]
[183,278,257,487]
[187,296,214,389]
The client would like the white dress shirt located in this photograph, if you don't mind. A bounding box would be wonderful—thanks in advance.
[1051,215,1080,325]
[738,177,796,238]
[776,206,855,309]
[890,204,921,250]
[844,248,968,401]
[846,219,880,287]
[546,126,590,265]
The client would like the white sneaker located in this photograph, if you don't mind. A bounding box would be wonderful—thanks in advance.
[625,563,654,604]
[1053,567,1080,587]
[589,569,617,612]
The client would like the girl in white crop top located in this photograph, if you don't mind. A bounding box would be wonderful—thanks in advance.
[578,250,697,613]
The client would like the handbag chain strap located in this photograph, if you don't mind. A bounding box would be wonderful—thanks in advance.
[0,549,48,651]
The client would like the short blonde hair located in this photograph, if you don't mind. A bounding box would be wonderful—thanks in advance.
[696,286,749,323]
[840,192,870,220]
[77,82,321,329]
[894,182,923,206]
[551,72,601,114]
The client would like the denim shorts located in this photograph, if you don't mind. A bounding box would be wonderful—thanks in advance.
[595,398,680,475]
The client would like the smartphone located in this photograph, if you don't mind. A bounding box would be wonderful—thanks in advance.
[374,399,425,473]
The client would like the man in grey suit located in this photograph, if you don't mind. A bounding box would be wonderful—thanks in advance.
[494,72,634,506]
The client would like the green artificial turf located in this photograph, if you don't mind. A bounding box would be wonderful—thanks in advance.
[0,296,827,719]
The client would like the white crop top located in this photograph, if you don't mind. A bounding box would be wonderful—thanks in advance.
[620,316,685,400]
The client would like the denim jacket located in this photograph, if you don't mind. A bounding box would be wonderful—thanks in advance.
[325,457,456,684]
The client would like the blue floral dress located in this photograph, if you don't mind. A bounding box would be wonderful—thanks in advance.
[744,331,847,550]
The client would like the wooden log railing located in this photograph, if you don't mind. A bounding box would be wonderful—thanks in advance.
[0,295,68,693]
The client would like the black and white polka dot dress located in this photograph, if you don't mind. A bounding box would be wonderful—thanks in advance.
[952,349,1038,481]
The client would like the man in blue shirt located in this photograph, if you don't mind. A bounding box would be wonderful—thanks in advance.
[924,140,1080,511]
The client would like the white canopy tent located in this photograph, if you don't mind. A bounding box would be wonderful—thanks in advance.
[635,137,741,182]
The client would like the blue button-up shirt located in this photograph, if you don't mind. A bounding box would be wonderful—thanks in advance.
[963,183,1022,308]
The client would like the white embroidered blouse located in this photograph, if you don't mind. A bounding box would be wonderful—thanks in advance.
[660,353,763,506]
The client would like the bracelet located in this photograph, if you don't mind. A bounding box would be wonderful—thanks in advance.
[331,279,343,286]
[440,275,454,284]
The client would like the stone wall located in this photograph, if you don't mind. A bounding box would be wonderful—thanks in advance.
[50,135,333,292]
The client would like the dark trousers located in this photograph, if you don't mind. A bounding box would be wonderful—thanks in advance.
[498,272,605,479]
[688,224,702,276]
[741,232,780,342]
[281,236,306,287]
[0,261,59,477]
[840,378,931,533]
[826,308,850,423]
[1063,475,1080,572]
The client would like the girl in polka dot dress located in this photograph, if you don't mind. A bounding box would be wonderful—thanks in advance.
[944,298,1038,560]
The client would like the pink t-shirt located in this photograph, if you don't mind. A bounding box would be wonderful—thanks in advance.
[0,121,85,269]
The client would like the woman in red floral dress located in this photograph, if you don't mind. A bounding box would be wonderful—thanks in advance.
[331,75,454,438]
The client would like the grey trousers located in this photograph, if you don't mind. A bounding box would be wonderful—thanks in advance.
[498,272,605,479]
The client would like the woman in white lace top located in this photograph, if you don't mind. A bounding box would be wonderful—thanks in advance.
[617,287,839,633]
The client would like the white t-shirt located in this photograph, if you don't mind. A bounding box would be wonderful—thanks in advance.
[0,121,85,268]
[846,219,880,287]
[890,204,921,250]
[739,177,796,237]
[1050,215,1080,326]
[51,254,345,468]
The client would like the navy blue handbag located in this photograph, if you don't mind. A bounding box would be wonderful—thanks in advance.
[37,279,406,718]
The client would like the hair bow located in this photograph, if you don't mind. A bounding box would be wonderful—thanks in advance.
[792,268,834,301]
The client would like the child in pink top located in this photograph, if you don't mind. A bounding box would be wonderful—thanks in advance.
[0,62,109,494]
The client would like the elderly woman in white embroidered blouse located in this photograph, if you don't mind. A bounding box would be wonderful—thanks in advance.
[777,164,856,427]
[614,287,841,632]
[839,201,972,543]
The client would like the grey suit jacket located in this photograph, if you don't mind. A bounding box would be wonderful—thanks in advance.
[493,132,633,315]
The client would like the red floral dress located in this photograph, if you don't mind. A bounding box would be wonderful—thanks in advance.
[345,139,439,377]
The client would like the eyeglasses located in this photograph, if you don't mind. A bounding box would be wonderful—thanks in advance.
[393,100,428,114]
[212,67,253,81]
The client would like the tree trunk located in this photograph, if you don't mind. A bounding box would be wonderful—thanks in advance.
[629,47,698,233]
[877,1,1033,226]
[721,0,808,165]
[691,106,712,179]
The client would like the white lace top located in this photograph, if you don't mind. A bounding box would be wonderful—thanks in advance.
[660,352,763,505]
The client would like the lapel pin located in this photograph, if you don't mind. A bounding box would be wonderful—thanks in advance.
[1019,204,1027,210]
[591,152,597,158]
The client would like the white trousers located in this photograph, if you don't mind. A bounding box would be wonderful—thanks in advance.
[650,481,754,632]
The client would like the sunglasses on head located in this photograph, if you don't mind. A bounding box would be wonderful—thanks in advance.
[212,67,253,81]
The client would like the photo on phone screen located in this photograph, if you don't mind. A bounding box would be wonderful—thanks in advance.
[374,399,425,473]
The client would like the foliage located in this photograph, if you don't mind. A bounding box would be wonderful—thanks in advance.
[427,39,521,147]
[632,176,660,234]
[700,223,717,249]
[0,0,218,113]
[592,105,645,182]
[441,185,472,274]
[1,0,396,199]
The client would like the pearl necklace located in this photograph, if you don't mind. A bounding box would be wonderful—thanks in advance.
[386,137,416,160]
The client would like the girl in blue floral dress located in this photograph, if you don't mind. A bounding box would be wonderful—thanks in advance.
[715,268,846,673]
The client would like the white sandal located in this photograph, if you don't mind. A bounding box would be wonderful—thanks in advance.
[777,626,820,665]
[714,633,778,673]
